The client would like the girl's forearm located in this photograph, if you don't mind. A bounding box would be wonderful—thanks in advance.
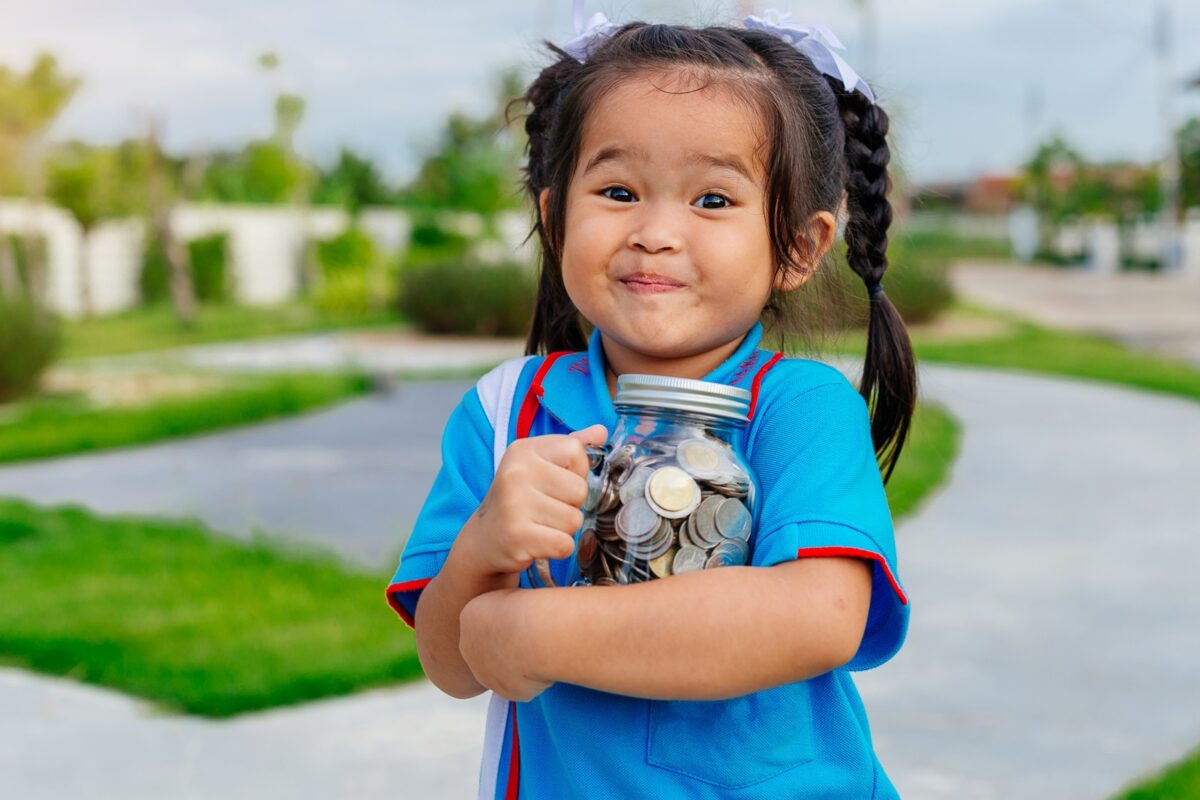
[520,558,872,700]
[414,516,519,699]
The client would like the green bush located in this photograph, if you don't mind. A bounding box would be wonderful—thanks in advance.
[882,240,956,324]
[399,260,534,336]
[1,234,48,298]
[314,270,374,316]
[315,227,376,274]
[793,235,958,332]
[0,296,60,403]
[139,235,170,305]
[188,233,231,302]
[140,233,232,305]
[312,227,387,315]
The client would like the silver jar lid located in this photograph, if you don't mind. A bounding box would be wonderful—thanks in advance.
[614,373,751,422]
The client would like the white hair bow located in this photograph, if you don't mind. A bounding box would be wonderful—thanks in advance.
[562,0,617,61]
[743,9,875,104]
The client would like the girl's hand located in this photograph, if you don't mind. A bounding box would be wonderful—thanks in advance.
[460,423,608,577]
[459,587,551,702]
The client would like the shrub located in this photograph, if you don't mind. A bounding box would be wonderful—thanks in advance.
[881,240,956,324]
[399,260,534,336]
[140,233,232,305]
[312,227,387,315]
[0,296,60,403]
[139,235,170,305]
[792,236,957,332]
[315,228,376,274]
[188,233,232,302]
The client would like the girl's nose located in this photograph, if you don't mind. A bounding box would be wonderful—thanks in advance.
[627,204,683,254]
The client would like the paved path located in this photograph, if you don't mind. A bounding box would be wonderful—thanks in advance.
[0,380,475,572]
[953,261,1200,365]
[2,362,1199,798]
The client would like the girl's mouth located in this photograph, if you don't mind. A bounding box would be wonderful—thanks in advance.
[620,273,685,294]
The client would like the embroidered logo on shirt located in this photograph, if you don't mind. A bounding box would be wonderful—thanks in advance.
[730,350,761,384]
[568,357,590,376]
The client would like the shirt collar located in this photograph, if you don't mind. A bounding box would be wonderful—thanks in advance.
[536,322,768,434]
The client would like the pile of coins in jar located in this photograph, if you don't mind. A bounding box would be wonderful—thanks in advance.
[576,434,753,585]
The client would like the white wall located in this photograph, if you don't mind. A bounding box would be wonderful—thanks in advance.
[0,200,417,318]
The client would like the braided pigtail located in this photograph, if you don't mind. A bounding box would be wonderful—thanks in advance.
[508,45,589,356]
[829,82,916,483]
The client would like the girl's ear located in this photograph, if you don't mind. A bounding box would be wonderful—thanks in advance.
[538,188,550,226]
[773,210,837,292]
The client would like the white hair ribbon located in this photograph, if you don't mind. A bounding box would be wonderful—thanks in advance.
[743,9,876,104]
[562,0,617,61]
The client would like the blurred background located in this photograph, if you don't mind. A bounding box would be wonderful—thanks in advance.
[1,2,1198,798]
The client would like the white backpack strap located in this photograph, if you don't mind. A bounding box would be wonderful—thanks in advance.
[472,354,535,800]
[475,355,536,472]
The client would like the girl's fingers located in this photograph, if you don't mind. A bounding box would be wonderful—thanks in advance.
[535,433,595,475]
[568,424,609,447]
[528,493,585,536]
[533,460,590,508]
[526,523,578,561]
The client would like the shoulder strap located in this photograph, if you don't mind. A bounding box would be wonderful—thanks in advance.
[475,355,536,472]
[515,351,573,441]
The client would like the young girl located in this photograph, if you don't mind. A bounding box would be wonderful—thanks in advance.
[388,11,916,798]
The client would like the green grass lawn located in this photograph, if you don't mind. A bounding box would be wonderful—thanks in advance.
[826,302,1200,405]
[0,371,373,464]
[1114,747,1200,800]
[0,500,422,718]
[0,398,960,718]
[914,307,1200,402]
[61,302,400,360]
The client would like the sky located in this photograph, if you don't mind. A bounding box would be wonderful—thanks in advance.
[2,0,1199,186]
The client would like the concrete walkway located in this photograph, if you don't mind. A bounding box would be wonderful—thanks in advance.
[2,361,1199,798]
[0,381,478,572]
[953,260,1200,365]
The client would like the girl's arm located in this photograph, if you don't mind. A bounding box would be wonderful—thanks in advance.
[459,556,873,701]
[414,513,519,700]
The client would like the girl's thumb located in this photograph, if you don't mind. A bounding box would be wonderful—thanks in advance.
[569,423,608,446]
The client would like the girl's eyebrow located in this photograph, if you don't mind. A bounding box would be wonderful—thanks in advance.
[582,146,759,186]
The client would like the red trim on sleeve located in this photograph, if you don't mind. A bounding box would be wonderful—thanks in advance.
[515,351,571,440]
[794,546,908,606]
[505,701,521,799]
[748,351,784,420]
[385,577,433,629]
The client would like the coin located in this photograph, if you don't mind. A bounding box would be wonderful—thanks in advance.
[693,496,726,547]
[676,438,724,479]
[705,537,749,568]
[672,545,709,574]
[714,497,752,541]
[577,527,598,569]
[649,545,678,578]
[616,497,661,544]
[618,465,654,506]
[645,466,701,518]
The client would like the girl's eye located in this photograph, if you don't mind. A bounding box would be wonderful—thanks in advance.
[601,186,635,202]
[695,192,731,210]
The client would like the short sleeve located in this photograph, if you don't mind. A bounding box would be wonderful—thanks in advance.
[748,376,909,671]
[385,386,495,629]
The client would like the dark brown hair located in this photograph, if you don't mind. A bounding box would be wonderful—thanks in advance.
[510,22,916,482]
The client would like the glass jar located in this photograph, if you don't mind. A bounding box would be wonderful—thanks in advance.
[526,373,757,589]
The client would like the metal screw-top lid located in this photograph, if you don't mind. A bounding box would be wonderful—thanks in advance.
[614,373,751,422]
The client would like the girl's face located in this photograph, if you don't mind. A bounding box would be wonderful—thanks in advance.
[542,71,825,383]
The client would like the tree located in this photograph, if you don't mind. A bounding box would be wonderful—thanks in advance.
[403,67,526,218]
[1179,116,1200,212]
[312,147,395,213]
[0,53,81,300]
[45,140,148,317]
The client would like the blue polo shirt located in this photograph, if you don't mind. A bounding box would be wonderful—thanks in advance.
[388,322,909,798]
